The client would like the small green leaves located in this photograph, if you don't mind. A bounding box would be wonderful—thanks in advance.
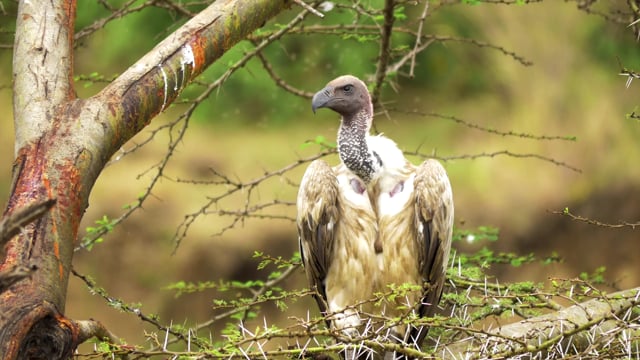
[73,72,115,88]
[453,226,499,243]
[80,215,116,251]
[301,135,337,150]
[579,266,607,284]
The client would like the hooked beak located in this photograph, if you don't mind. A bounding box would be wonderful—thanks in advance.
[311,86,333,114]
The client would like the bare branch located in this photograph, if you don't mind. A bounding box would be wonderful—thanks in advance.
[74,0,152,43]
[394,109,577,141]
[409,1,429,78]
[252,44,315,98]
[0,264,37,294]
[75,319,119,345]
[371,0,396,106]
[71,268,203,348]
[0,198,56,249]
[173,150,332,250]
[407,149,582,173]
[252,25,533,68]
[292,0,324,18]
[550,208,640,229]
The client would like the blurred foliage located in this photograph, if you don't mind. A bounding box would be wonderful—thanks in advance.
[3,0,640,128]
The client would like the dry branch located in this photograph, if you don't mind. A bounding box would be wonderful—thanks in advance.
[550,208,640,229]
[0,264,37,294]
[0,198,56,250]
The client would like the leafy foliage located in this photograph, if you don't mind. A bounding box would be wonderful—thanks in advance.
[73,230,640,359]
[78,215,116,251]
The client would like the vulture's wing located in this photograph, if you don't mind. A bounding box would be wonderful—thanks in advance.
[296,159,339,319]
[409,159,454,345]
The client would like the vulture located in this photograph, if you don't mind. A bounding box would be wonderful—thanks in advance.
[296,75,454,359]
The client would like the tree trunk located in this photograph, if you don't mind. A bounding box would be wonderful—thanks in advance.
[0,0,289,358]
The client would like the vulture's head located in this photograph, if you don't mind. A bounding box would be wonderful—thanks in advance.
[311,75,372,119]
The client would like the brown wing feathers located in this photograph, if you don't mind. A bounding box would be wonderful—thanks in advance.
[297,160,339,317]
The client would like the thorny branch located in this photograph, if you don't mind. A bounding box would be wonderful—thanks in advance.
[73,256,640,359]
[251,27,533,67]
[568,0,640,38]
[393,109,577,142]
[551,208,640,229]
[409,149,582,173]
[71,267,209,349]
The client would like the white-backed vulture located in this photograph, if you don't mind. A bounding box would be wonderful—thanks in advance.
[297,75,454,359]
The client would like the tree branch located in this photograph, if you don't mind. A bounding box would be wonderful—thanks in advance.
[0,264,38,294]
[371,0,396,106]
[75,319,119,345]
[0,198,56,251]
[84,0,290,162]
[442,287,640,359]
[550,208,640,229]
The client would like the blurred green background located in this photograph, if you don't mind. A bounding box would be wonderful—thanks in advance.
[1,0,639,350]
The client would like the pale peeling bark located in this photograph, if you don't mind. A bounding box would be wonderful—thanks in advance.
[0,0,289,358]
[442,287,640,359]
[12,0,75,153]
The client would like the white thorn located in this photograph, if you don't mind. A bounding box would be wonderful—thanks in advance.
[163,321,172,351]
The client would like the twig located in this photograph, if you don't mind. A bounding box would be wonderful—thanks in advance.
[75,319,120,344]
[617,57,640,88]
[292,0,324,18]
[251,25,533,67]
[393,109,577,141]
[550,208,640,229]
[251,43,315,98]
[386,37,435,77]
[442,287,640,359]
[0,264,38,293]
[406,149,582,173]
[0,198,56,248]
[409,1,429,78]
[173,150,332,250]
[74,0,146,43]
[71,268,202,348]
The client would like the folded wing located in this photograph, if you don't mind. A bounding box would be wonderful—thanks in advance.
[296,159,339,318]
[409,159,454,346]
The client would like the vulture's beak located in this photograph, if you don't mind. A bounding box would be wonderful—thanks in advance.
[311,86,333,114]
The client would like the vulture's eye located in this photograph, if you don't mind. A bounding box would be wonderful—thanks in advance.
[343,84,353,93]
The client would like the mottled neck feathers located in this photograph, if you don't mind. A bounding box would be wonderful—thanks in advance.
[338,109,381,182]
